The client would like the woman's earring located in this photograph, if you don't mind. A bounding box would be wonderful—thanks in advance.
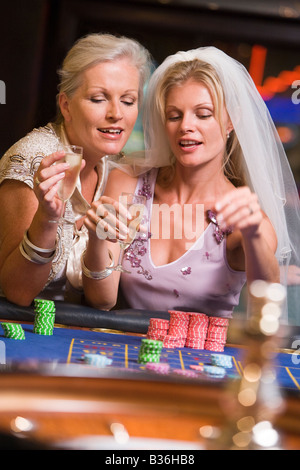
[226,131,231,139]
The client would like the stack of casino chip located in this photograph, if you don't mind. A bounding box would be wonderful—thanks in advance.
[145,312,230,352]
[211,353,232,369]
[185,313,208,349]
[33,299,56,335]
[204,316,229,352]
[203,365,226,379]
[173,368,198,378]
[1,322,25,340]
[84,354,113,368]
[163,310,190,348]
[147,318,169,341]
[138,338,163,364]
[146,362,170,375]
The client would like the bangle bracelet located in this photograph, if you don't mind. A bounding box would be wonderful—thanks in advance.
[19,230,56,264]
[19,239,56,264]
[24,230,56,254]
[81,249,114,280]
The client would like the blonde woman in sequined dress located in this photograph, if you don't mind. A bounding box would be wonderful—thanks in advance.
[0,33,151,305]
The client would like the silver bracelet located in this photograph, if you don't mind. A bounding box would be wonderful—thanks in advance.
[19,239,56,265]
[81,249,114,280]
[23,230,56,254]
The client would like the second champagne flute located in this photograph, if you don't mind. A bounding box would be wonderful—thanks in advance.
[110,192,147,273]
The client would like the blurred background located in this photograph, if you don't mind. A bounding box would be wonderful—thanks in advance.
[1,0,300,187]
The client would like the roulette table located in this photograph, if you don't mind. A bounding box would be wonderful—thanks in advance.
[0,297,299,451]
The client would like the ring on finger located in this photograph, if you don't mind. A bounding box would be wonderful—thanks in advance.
[35,176,41,186]
[96,215,104,224]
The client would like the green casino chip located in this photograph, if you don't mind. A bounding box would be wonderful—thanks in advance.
[33,303,55,334]
[33,326,53,336]
[138,353,161,364]
[34,299,55,312]
[34,313,55,323]
[1,322,25,340]
[139,339,163,353]
[34,320,54,328]
[34,298,55,305]
[34,322,54,331]
[34,306,56,313]
[138,339,163,364]
[141,339,163,348]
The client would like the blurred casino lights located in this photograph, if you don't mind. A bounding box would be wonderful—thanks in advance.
[248,44,300,154]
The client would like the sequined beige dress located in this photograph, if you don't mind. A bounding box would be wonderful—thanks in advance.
[0,123,108,302]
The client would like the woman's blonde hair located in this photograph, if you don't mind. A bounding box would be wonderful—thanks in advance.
[155,59,246,186]
[55,33,152,123]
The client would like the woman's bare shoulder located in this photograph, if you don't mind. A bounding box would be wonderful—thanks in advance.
[105,168,138,197]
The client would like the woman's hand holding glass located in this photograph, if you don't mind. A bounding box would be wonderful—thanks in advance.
[110,193,146,273]
[50,145,83,224]
[33,150,71,222]
[34,145,84,224]
[85,193,147,273]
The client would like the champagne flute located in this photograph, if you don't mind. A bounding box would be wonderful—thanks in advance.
[111,192,146,273]
[49,144,83,224]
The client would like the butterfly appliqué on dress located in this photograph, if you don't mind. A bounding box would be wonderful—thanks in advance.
[207,210,232,244]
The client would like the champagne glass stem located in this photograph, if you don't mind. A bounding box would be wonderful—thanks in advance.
[108,192,146,273]
[49,200,70,225]
[112,246,131,273]
[117,248,124,267]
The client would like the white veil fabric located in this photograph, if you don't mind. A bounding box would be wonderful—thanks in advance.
[117,47,300,324]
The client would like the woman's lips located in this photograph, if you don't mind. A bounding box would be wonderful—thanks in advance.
[98,127,123,136]
[179,139,202,149]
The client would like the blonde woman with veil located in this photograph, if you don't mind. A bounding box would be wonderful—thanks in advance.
[83,47,300,324]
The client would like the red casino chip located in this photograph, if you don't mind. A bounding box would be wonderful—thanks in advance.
[207,324,228,342]
[147,327,168,336]
[163,334,186,348]
[147,334,166,341]
[209,317,229,327]
[207,328,227,340]
[169,319,189,327]
[188,324,208,334]
[163,342,179,349]
[169,325,188,333]
[168,310,190,321]
[147,318,170,340]
[189,316,208,326]
[204,340,225,352]
[185,340,205,349]
[163,334,185,342]
[148,312,229,352]
[207,324,228,333]
[188,312,208,321]
[149,318,169,329]
[207,333,227,343]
